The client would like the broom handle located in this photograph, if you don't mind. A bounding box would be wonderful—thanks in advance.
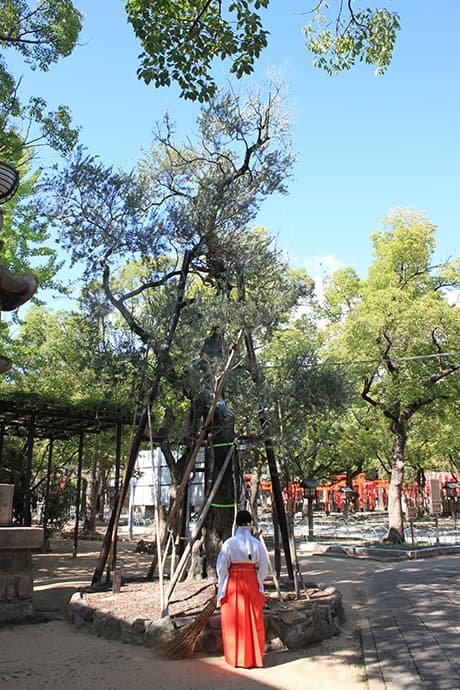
[163,445,235,612]
[259,531,281,598]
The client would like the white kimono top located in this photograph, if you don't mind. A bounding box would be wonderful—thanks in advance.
[216,526,270,605]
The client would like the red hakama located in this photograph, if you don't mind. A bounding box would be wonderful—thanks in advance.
[220,562,266,668]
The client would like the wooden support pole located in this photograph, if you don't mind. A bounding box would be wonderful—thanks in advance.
[114,422,122,494]
[146,331,243,580]
[243,330,294,580]
[163,445,235,614]
[110,422,123,574]
[92,250,193,585]
[248,504,281,598]
[148,407,165,614]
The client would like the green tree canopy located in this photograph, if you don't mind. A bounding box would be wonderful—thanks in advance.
[322,209,460,540]
[258,314,353,482]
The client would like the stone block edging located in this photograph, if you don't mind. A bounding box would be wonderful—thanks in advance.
[67,585,344,655]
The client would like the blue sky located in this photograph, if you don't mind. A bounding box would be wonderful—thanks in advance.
[7,0,460,297]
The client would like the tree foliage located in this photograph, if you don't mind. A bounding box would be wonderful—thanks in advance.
[2,302,138,409]
[0,296,138,529]
[39,83,296,565]
[304,1,400,76]
[0,0,83,351]
[259,314,353,481]
[39,82,295,426]
[0,164,61,287]
[125,0,400,101]
[40,83,294,338]
[0,0,82,161]
[126,0,270,101]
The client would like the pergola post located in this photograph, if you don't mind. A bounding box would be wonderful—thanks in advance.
[42,438,54,543]
[23,415,35,526]
[72,432,84,558]
[0,423,4,464]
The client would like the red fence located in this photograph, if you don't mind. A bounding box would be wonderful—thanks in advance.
[246,470,459,514]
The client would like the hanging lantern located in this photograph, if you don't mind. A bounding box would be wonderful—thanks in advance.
[0,162,20,204]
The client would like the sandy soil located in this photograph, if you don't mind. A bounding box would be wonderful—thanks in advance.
[0,536,371,690]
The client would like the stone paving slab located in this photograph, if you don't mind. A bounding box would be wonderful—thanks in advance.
[361,628,386,690]
[362,557,460,690]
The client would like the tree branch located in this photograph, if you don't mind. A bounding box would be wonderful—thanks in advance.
[382,330,398,374]
[102,264,153,344]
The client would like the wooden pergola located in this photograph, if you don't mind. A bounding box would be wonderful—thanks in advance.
[0,393,132,556]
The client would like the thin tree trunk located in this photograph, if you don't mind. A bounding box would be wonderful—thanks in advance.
[72,433,84,558]
[97,467,106,521]
[84,459,97,533]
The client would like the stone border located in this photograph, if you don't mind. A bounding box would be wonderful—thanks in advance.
[67,585,345,655]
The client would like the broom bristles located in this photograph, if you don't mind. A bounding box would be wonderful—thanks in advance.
[157,595,217,659]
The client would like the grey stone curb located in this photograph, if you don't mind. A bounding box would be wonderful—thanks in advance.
[350,544,460,560]
[299,543,460,561]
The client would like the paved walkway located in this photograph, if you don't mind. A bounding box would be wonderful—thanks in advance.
[361,555,460,690]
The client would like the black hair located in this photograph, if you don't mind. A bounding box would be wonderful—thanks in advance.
[235,509,252,526]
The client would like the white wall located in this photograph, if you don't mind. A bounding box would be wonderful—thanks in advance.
[131,448,204,511]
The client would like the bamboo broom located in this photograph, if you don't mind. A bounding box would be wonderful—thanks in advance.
[157,594,217,659]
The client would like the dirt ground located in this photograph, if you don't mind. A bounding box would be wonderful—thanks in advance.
[0,536,372,690]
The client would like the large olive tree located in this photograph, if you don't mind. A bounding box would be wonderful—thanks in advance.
[41,82,296,581]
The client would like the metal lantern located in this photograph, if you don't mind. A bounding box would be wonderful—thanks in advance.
[446,482,459,498]
[340,485,354,520]
[446,482,459,529]
[0,162,20,204]
[301,478,319,498]
[301,478,319,542]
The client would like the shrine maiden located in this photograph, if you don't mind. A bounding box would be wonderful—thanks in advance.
[216,510,270,668]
